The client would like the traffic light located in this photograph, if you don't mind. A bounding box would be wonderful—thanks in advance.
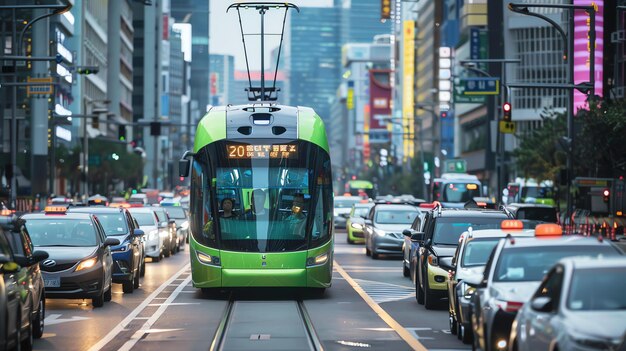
[603,189,610,203]
[440,111,448,118]
[118,125,127,141]
[130,140,137,148]
[503,102,512,122]
[75,66,99,75]
[150,122,161,136]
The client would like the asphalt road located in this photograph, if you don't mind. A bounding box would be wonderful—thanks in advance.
[33,230,471,351]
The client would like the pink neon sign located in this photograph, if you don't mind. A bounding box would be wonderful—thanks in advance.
[573,1,603,113]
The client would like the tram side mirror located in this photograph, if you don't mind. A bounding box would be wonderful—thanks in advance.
[179,159,190,178]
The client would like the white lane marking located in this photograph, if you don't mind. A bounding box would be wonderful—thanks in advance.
[86,264,191,351]
[359,327,394,332]
[146,302,200,306]
[352,279,415,304]
[44,314,90,326]
[144,328,183,334]
[117,275,192,351]
[407,327,435,340]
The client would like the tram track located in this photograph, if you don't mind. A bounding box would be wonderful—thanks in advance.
[210,295,324,351]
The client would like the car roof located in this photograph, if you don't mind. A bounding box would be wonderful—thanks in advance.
[502,235,618,249]
[68,207,124,214]
[435,209,508,218]
[559,256,626,269]
[353,203,375,208]
[373,204,419,211]
[506,203,555,209]
[466,229,535,240]
[127,207,156,213]
[21,212,93,220]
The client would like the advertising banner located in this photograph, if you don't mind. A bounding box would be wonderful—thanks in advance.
[573,0,603,113]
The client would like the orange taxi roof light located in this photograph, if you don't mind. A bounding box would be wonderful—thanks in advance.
[501,220,524,230]
[466,184,478,190]
[44,206,67,214]
[0,209,13,216]
[535,223,563,237]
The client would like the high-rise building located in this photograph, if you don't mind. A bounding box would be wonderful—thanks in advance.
[171,0,210,115]
[209,54,236,106]
[340,0,392,44]
[287,6,341,122]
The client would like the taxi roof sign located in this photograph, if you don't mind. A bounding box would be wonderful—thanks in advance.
[501,219,524,230]
[0,209,13,216]
[535,223,563,237]
[44,206,68,214]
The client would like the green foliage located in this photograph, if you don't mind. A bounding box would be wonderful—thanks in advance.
[513,108,567,184]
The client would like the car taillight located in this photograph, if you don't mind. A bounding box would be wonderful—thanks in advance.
[494,299,523,312]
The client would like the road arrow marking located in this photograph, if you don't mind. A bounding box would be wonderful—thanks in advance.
[45,314,90,326]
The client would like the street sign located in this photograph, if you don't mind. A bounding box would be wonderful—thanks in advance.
[444,159,467,173]
[453,83,486,103]
[460,77,500,95]
[26,77,53,96]
[499,120,516,134]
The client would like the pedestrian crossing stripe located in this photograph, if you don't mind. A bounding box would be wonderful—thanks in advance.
[352,278,415,304]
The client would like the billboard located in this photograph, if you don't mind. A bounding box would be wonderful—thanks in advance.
[402,21,415,160]
[573,0,603,112]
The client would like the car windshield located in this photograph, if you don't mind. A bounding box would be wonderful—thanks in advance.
[461,239,499,267]
[443,182,481,203]
[433,217,505,245]
[164,207,186,219]
[516,207,557,223]
[375,210,418,224]
[131,212,157,226]
[494,246,621,282]
[335,199,360,208]
[568,267,626,311]
[153,209,168,222]
[353,206,371,217]
[25,218,98,247]
[128,197,145,204]
[92,213,127,236]
[521,186,552,199]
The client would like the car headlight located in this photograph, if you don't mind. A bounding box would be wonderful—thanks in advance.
[350,222,363,230]
[75,257,98,272]
[113,243,131,253]
[427,255,439,266]
[148,230,158,240]
[373,228,387,237]
[460,282,476,300]
[180,221,189,230]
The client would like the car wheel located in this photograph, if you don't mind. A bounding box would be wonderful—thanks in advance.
[416,271,425,304]
[92,292,105,308]
[365,247,371,256]
[123,278,134,293]
[21,311,33,351]
[164,245,171,257]
[14,312,22,350]
[461,321,473,344]
[346,235,353,244]
[403,263,410,277]
[153,253,162,262]
[104,283,112,302]
[32,295,45,339]
[133,268,140,289]
[424,274,438,310]
[371,251,379,259]
[449,312,457,335]
[140,259,146,277]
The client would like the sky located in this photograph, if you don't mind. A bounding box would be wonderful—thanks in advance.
[210,0,334,71]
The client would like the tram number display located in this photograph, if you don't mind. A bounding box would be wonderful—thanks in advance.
[226,144,298,159]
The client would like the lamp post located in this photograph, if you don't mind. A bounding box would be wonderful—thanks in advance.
[508,2,597,223]
[0,3,71,210]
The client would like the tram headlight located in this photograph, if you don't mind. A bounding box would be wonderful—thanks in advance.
[196,251,221,266]
[307,252,329,267]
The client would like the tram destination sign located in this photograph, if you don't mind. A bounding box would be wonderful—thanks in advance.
[226,144,298,159]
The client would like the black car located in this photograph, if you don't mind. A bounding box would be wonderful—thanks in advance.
[21,207,119,307]
[411,205,511,309]
[0,217,48,350]
[506,203,558,223]
[67,207,145,293]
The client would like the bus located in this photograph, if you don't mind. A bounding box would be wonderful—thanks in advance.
[345,179,375,198]
[432,173,483,207]
[179,104,333,294]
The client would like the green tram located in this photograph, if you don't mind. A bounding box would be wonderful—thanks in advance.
[179,104,334,293]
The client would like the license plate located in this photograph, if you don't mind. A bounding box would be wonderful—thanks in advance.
[44,277,60,288]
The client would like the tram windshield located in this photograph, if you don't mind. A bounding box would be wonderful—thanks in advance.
[190,140,333,253]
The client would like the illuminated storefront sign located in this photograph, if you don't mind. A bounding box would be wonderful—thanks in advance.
[573,0,603,112]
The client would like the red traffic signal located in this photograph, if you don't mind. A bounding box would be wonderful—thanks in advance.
[603,188,610,202]
[440,111,448,118]
[502,102,512,121]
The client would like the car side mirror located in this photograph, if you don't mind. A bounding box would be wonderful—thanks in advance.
[133,229,145,237]
[360,215,367,219]
[364,219,372,225]
[169,219,176,225]
[424,238,432,247]
[104,237,121,247]
[530,296,553,312]
[411,232,425,242]
[179,158,190,178]
[30,250,49,265]
[402,229,413,237]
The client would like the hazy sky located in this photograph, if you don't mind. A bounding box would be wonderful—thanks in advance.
[210,0,334,70]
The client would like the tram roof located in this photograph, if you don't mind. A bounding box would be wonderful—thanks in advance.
[194,103,329,154]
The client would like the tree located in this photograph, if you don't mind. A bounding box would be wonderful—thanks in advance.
[513,108,567,184]
[88,139,144,195]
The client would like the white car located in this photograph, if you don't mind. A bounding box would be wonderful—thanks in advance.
[510,257,626,351]
[333,196,362,228]
[128,208,164,262]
